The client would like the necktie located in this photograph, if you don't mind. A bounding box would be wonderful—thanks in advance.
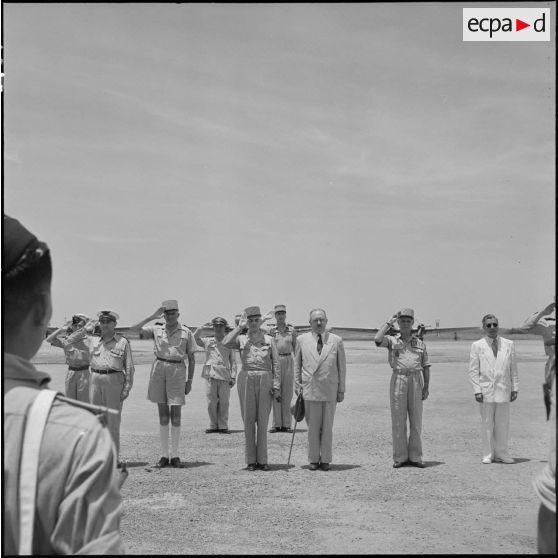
[492,338,498,358]
[317,334,323,355]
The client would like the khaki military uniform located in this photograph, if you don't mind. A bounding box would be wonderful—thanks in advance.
[200,337,237,430]
[377,334,430,464]
[65,330,135,459]
[142,323,197,405]
[3,352,125,555]
[48,332,91,402]
[225,332,281,464]
[269,325,297,429]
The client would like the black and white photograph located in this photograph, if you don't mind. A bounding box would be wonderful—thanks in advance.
[2,2,555,554]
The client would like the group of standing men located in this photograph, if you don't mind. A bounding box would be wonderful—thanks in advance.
[3,212,554,553]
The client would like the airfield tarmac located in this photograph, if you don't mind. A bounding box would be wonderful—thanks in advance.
[32,337,551,554]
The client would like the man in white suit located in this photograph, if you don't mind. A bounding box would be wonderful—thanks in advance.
[468,314,519,464]
[294,308,346,471]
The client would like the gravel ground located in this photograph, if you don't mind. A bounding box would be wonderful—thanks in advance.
[34,338,551,554]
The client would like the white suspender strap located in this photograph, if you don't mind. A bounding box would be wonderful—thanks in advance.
[18,389,58,556]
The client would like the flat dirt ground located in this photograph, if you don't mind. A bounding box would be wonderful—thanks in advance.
[33,337,552,555]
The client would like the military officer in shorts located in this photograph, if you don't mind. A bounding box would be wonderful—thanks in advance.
[129,300,197,468]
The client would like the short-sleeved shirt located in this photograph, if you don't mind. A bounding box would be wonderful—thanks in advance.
[378,334,430,371]
[141,323,197,361]
[267,325,297,355]
[66,331,135,392]
[49,332,90,368]
[200,337,236,381]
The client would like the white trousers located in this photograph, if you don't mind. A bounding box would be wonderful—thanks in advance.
[479,402,511,460]
[272,355,294,428]
[206,378,231,430]
[390,371,423,463]
[305,400,337,464]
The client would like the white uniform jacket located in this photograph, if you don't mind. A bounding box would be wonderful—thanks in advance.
[294,331,346,402]
[468,336,519,402]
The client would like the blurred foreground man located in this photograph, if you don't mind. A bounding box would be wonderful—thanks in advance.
[130,301,197,467]
[3,214,125,554]
[519,300,555,419]
[375,308,430,468]
[45,313,92,402]
[468,314,518,464]
[294,308,346,471]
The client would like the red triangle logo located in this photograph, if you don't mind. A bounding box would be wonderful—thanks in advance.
[516,19,530,31]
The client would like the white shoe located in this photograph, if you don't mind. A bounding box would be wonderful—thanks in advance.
[481,456,492,464]
[494,456,514,464]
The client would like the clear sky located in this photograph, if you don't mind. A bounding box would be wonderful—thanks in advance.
[2,3,555,329]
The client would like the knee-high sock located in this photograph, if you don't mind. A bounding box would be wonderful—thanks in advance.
[160,424,169,457]
[171,425,181,457]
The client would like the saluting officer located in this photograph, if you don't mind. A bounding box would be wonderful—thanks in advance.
[129,300,197,468]
[46,312,92,402]
[68,310,135,464]
[268,304,297,433]
[3,214,125,554]
[223,306,281,471]
[374,308,431,468]
[194,317,237,434]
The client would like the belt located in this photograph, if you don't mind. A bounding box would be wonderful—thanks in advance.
[91,368,122,375]
[68,365,90,372]
[393,369,421,376]
[279,353,292,356]
[156,357,184,364]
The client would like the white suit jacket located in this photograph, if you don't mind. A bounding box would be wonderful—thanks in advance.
[294,331,346,402]
[468,336,519,402]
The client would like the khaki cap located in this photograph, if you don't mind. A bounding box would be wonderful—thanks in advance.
[399,308,414,319]
[245,306,261,318]
[274,304,287,313]
[162,300,179,311]
[97,310,119,321]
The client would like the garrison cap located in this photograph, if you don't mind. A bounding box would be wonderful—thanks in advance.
[72,313,90,323]
[399,308,415,319]
[3,215,49,278]
[245,306,261,318]
[162,299,179,311]
[97,310,119,322]
[274,304,287,313]
[212,316,228,326]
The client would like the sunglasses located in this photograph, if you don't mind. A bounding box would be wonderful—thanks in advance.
[485,323,499,328]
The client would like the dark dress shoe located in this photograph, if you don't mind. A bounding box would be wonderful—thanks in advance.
[257,463,270,471]
[155,456,169,468]
[219,429,231,434]
[268,427,280,433]
[205,428,219,433]
[284,427,294,433]
[170,457,181,468]
[309,463,319,471]
[320,463,330,471]
[247,463,257,471]
[393,461,406,468]
[409,460,425,468]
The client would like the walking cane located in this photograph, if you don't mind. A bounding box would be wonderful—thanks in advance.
[287,391,305,470]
